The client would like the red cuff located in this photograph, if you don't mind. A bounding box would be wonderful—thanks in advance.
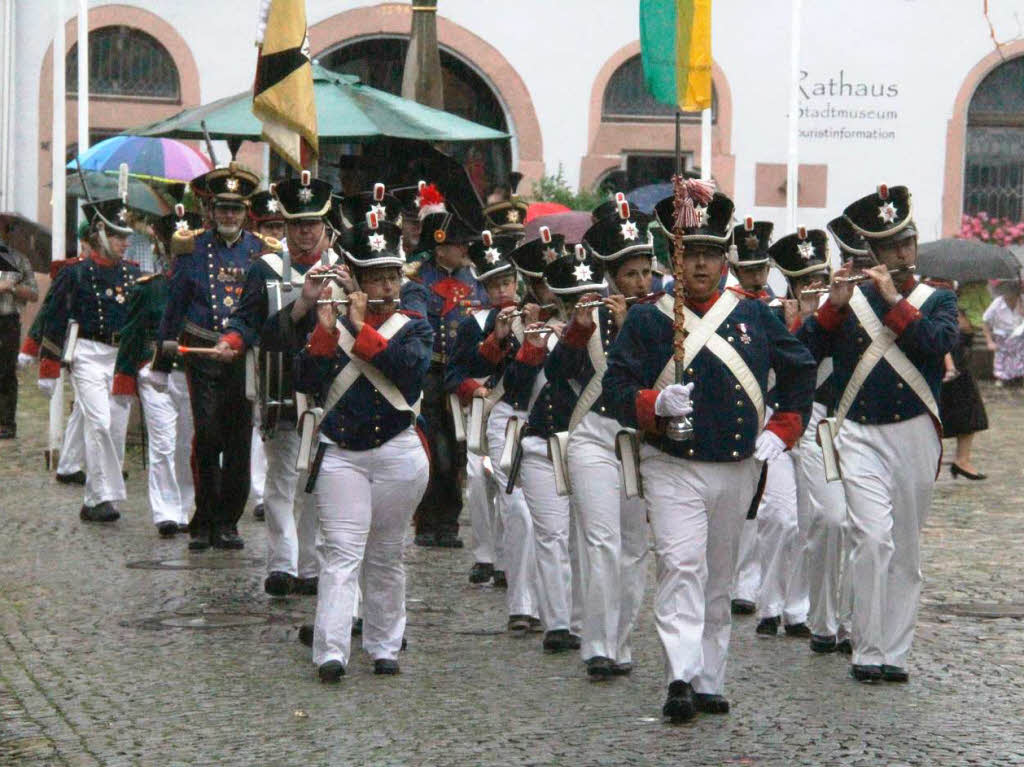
[456,378,483,406]
[20,337,40,356]
[562,319,595,349]
[352,323,388,361]
[788,315,804,334]
[219,331,244,352]
[516,341,548,366]
[815,299,848,332]
[883,299,921,337]
[112,373,137,396]
[766,411,804,449]
[478,332,506,364]
[39,358,61,379]
[307,324,340,357]
[636,389,662,434]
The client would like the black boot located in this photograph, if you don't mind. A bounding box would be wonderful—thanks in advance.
[756,616,780,636]
[264,571,295,596]
[211,525,244,550]
[662,680,696,723]
[469,562,494,584]
[79,502,120,523]
[694,692,730,714]
[318,660,345,683]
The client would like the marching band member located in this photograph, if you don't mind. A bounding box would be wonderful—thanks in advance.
[730,219,811,639]
[401,185,487,550]
[38,198,142,522]
[295,214,432,682]
[153,163,267,551]
[111,206,202,537]
[444,229,520,586]
[604,188,815,722]
[797,185,958,682]
[563,198,655,680]
[215,173,346,596]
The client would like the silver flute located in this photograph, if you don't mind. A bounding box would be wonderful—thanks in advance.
[501,303,557,318]
[803,265,916,295]
[575,293,654,310]
[316,297,392,306]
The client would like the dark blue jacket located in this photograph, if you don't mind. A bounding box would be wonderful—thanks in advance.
[401,258,488,364]
[544,305,621,422]
[603,290,816,461]
[224,254,322,350]
[294,313,433,450]
[524,338,580,439]
[444,309,499,401]
[796,283,957,426]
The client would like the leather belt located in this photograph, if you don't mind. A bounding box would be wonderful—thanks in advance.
[79,331,121,345]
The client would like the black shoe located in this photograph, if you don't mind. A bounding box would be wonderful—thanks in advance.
[188,529,210,551]
[253,503,266,521]
[177,522,191,534]
[694,692,730,714]
[756,616,780,636]
[881,665,909,683]
[508,615,532,634]
[156,521,179,538]
[586,656,614,681]
[264,571,294,597]
[543,629,571,653]
[318,660,345,683]
[611,662,633,676]
[662,680,697,723]
[950,463,986,480]
[492,570,508,588]
[810,634,838,653]
[298,624,313,647]
[567,634,581,650]
[527,617,543,633]
[294,576,319,595]
[836,638,853,655]
[57,470,86,485]
[435,532,464,548]
[850,664,883,683]
[79,502,120,523]
[731,598,756,615]
[352,617,363,637]
[0,425,16,439]
[373,659,400,675]
[413,532,437,547]
[469,562,495,584]
[784,622,811,638]
[210,526,244,550]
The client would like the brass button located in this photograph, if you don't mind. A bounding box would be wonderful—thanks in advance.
[687,368,694,376]
[737,417,744,424]
[897,382,904,389]
[734,434,741,440]
[735,384,742,391]
[599,406,606,413]
[731,450,739,458]
[894,413,901,421]
[860,415,866,422]
[687,448,694,456]
[736,400,743,407]
[727,336,734,342]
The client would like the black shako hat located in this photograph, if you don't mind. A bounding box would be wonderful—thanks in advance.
[769,226,831,278]
[508,226,567,279]
[200,162,260,204]
[343,182,404,228]
[153,203,203,245]
[272,171,333,220]
[543,244,606,295]
[83,198,135,236]
[828,215,871,259]
[250,190,286,224]
[843,184,916,244]
[730,217,773,265]
[654,191,734,248]
[468,229,519,283]
[344,211,405,269]
[583,196,653,264]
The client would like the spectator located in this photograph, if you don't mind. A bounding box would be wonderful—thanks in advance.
[0,231,40,438]
[982,279,1024,386]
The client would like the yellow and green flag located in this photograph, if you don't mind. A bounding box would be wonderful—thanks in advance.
[639,0,712,112]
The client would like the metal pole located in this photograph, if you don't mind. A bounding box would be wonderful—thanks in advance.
[49,0,68,470]
[786,0,803,231]
[0,0,14,209]
[76,0,88,228]
[700,108,712,181]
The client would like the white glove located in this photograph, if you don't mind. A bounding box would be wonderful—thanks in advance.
[145,369,169,393]
[137,363,155,385]
[754,430,786,462]
[37,378,58,398]
[655,382,695,418]
[17,353,34,369]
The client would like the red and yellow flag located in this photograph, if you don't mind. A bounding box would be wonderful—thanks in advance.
[253,0,318,170]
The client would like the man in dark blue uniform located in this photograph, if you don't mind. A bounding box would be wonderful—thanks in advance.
[152,163,269,551]
[401,189,487,548]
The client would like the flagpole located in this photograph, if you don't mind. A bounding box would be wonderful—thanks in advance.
[76,0,88,228]
[786,0,802,231]
[48,0,68,471]
[674,111,682,176]
[700,107,712,181]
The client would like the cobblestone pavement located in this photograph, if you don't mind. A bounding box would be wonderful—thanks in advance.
[1,373,1023,766]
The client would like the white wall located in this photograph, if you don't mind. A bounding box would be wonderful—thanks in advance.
[9,0,1024,244]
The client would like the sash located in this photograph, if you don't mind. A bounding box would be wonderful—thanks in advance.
[262,251,339,314]
[322,313,419,416]
[567,307,609,433]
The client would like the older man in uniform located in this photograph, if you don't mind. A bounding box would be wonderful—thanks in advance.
[797,185,957,683]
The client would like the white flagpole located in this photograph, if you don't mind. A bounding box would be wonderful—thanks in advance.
[48,0,67,470]
[76,0,88,200]
[700,108,712,181]
[785,0,802,231]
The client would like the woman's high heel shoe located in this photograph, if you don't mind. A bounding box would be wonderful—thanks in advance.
[950,463,986,480]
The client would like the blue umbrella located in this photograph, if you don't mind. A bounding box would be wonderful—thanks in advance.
[626,183,674,214]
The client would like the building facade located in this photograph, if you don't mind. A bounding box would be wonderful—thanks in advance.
[1,0,1023,246]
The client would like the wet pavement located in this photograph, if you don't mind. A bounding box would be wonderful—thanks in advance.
[1,373,1023,766]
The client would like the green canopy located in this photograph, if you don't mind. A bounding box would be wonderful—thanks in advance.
[128,64,508,144]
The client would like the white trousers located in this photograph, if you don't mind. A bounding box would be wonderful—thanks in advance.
[520,436,572,632]
[641,447,759,692]
[71,340,129,507]
[792,402,850,636]
[138,371,194,525]
[56,395,86,475]
[756,452,809,624]
[312,429,428,667]
[568,412,648,665]
[250,424,267,506]
[467,452,502,567]
[732,518,761,603]
[264,428,319,578]
[838,414,939,668]
[487,401,537,618]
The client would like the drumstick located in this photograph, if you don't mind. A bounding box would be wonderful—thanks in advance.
[161,340,222,357]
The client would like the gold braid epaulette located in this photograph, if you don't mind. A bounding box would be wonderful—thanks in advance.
[254,232,283,254]
[170,227,204,257]
[403,260,423,279]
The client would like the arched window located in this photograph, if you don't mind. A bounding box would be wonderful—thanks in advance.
[602,54,717,123]
[964,56,1024,219]
[66,26,180,101]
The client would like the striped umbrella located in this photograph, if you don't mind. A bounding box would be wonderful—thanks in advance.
[67,136,211,182]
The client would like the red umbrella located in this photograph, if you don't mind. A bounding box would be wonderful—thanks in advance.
[524,211,593,244]
[525,201,570,223]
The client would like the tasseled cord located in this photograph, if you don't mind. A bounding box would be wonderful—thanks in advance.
[672,176,715,232]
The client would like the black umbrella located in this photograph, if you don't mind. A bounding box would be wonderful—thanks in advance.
[916,238,1020,283]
